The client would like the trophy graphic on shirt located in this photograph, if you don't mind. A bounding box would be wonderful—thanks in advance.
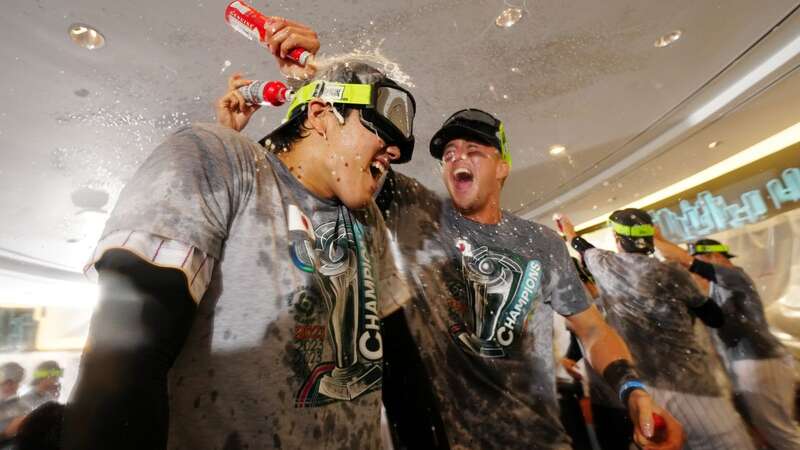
[454,239,522,358]
[313,217,381,401]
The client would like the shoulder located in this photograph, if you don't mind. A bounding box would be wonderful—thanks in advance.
[503,213,561,242]
[389,170,442,207]
[165,122,265,163]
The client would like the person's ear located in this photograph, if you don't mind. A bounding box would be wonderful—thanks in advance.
[496,159,510,181]
[305,98,333,138]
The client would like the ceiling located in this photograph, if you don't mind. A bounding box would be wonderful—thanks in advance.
[1,0,800,273]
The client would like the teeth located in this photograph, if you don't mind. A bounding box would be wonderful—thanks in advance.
[454,168,472,177]
[371,160,386,177]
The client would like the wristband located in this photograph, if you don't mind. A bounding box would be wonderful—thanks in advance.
[570,236,594,255]
[619,380,647,406]
[603,359,642,407]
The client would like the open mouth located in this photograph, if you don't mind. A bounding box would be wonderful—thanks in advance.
[369,157,388,180]
[452,167,474,190]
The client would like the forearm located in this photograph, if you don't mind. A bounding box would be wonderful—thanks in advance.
[62,250,196,450]
[569,306,643,407]
[581,320,633,376]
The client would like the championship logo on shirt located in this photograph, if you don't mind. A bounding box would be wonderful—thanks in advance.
[286,206,382,407]
[450,238,543,358]
[288,204,316,273]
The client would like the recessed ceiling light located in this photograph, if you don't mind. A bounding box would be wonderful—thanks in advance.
[549,144,566,155]
[68,23,105,50]
[495,7,523,28]
[708,140,721,149]
[654,30,682,48]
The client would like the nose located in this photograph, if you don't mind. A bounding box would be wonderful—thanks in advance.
[385,145,401,162]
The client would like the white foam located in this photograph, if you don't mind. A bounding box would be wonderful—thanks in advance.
[313,40,415,88]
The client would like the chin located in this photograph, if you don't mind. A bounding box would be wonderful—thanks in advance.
[450,196,476,214]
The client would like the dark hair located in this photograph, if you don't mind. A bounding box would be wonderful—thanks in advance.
[609,208,654,254]
[264,60,391,152]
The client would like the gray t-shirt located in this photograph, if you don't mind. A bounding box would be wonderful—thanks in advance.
[382,172,590,450]
[97,123,389,449]
[0,396,30,432]
[707,264,786,362]
[584,249,720,396]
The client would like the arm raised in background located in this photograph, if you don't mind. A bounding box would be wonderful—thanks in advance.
[567,306,685,450]
[62,250,196,450]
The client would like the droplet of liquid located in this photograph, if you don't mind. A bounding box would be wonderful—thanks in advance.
[495,8,523,28]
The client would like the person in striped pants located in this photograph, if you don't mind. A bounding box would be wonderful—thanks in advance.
[655,234,800,450]
[559,210,756,450]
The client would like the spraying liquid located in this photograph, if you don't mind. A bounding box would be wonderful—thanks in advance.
[238,80,293,106]
[225,0,314,67]
[314,41,415,88]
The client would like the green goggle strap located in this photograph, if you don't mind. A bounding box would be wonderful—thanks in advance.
[496,121,512,167]
[609,220,654,237]
[33,369,63,379]
[693,244,729,254]
[284,81,374,121]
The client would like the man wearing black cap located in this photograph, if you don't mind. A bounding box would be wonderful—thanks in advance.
[558,210,757,450]
[654,234,800,449]
[379,109,684,450]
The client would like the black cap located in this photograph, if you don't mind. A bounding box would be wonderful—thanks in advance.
[690,238,736,259]
[609,208,654,254]
[429,109,506,160]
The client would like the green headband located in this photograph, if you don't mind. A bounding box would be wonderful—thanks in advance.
[693,244,730,254]
[609,220,655,237]
[284,81,373,121]
[33,369,63,380]
[496,122,512,167]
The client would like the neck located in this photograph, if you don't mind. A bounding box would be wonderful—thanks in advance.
[277,138,334,200]
[457,197,502,224]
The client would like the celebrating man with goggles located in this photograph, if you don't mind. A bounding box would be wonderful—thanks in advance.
[63,22,416,448]
[558,209,759,450]
[377,108,684,450]
[653,234,800,449]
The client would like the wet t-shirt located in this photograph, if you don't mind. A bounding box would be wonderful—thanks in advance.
[584,250,720,396]
[92,123,391,450]
[707,264,786,362]
[382,172,590,450]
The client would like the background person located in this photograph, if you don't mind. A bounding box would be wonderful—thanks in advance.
[654,233,800,449]
[558,210,755,450]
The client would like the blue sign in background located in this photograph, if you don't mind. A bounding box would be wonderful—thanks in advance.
[651,167,800,242]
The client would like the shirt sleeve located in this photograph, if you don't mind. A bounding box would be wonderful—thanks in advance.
[86,123,258,302]
[582,248,617,284]
[543,231,591,316]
